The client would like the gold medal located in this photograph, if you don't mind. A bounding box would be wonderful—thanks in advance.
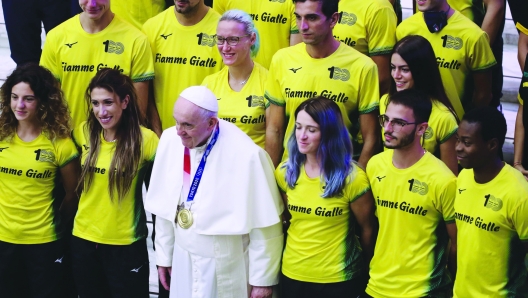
[177,208,193,229]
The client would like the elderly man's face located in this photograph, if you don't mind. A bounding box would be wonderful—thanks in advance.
[173,97,217,149]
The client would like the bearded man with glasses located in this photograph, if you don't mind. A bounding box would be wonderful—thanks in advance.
[365,89,458,298]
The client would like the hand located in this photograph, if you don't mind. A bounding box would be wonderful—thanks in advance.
[250,286,273,298]
[157,266,172,291]
[514,164,528,181]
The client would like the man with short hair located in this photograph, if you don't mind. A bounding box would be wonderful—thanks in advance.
[40,0,155,128]
[146,86,284,298]
[454,107,528,297]
[142,0,223,130]
[396,0,496,119]
[265,0,380,168]
[366,89,457,298]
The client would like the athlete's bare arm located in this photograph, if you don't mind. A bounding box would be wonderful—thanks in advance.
[446,222,457,278]
[471,71,492,108]
[134,81,150,124]
[290,33,302,46]
[59,157,81,222]
[439,135,458,175]
[481,0,505,44]
[265,104,286,167]
[371,54,391,95]
[350,190,378,267]
[358,111,381,168]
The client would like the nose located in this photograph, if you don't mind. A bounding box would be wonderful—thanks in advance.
[392,69,401,79]
[97,105,107,116]
[383,121,394,133]
[455,139,462,152]
[16,99,26,109]
[300,18,309,31]
[176,124,187,136]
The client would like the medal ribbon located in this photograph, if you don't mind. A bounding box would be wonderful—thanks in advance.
[184,124,220,203]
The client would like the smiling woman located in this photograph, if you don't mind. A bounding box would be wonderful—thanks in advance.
[70,68,159,297]
[0,64,80,297]
[201,9,268,148]
[275,96,378,298]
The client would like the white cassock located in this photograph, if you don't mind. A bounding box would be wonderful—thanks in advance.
[146,120,284,298]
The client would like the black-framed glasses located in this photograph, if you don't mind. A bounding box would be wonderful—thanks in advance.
[214,34,250,46]
[378,114,418,132]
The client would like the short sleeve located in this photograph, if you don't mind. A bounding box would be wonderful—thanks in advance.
[71,122,88,149]
[40,30,61,82]
[511,198,528,242]
[212,0,226,14]
[264,56,286,107]
[142,128,160,162]
[358,62,380,114]
[130,34,155,82]
[433,102,458,144]
[347,166,371,203]
[274,162,288,193]
[289,3,299,34]
[54,137,80,168]
[366,5,397,56]
[437,176,456,223]
[468,32,496,72]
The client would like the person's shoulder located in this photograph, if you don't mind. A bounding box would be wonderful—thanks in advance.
[398,12,422,27]
[422,152,456,180]
[218,119,260,152]
[365,0,395,11]
[336,43,376,67]
[366,150,390,173]
[144,6,173,28]
[140,126,158,139]
[273,42,304,59]
[202,7,222,23]
[47,15,80,39]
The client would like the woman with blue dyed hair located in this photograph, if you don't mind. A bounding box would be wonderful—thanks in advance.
[202,9,268,148]
[275,96,378,297]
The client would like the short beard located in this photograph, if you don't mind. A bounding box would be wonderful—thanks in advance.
[384,127,417,149]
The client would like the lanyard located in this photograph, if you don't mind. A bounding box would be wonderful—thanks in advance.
[182,124,220,203]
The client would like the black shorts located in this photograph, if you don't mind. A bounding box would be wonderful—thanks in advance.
[0,238,65,298]
[71,236,149,298]
[280,272,365,298]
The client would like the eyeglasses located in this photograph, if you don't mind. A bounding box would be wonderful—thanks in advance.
[378,114,418,132]
[214,34,250,46]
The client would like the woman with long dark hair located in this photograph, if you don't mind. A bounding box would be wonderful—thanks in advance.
[0,64,80,297]
[381,35,459,174]
[71,68,159,297]
[275,96,377,298]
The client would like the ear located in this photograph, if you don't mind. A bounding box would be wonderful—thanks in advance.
[121,95,130,109]
[416,122,428,136]
[487,138,499,153]
[250,32,256,46]
[329,12,339,29]
[209,116,219,128]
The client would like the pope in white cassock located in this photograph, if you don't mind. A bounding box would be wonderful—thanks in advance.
[145,86,284,298]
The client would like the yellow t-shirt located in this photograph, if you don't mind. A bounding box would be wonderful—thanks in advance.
[333,0,397,56]
[72,124,159,245]
[265,42,379,161]
[213,0,298,69]
[447,0,485,25]
[454,165,528,297]
[142,7,224,130]
[202,63,268,148]
[111,0,165,29]
[366,150,456,298]
[275,162,370,283]
[380,94,458,157]
[40,14,155,128]
[0,134,78,244]
[396,11,496,119]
